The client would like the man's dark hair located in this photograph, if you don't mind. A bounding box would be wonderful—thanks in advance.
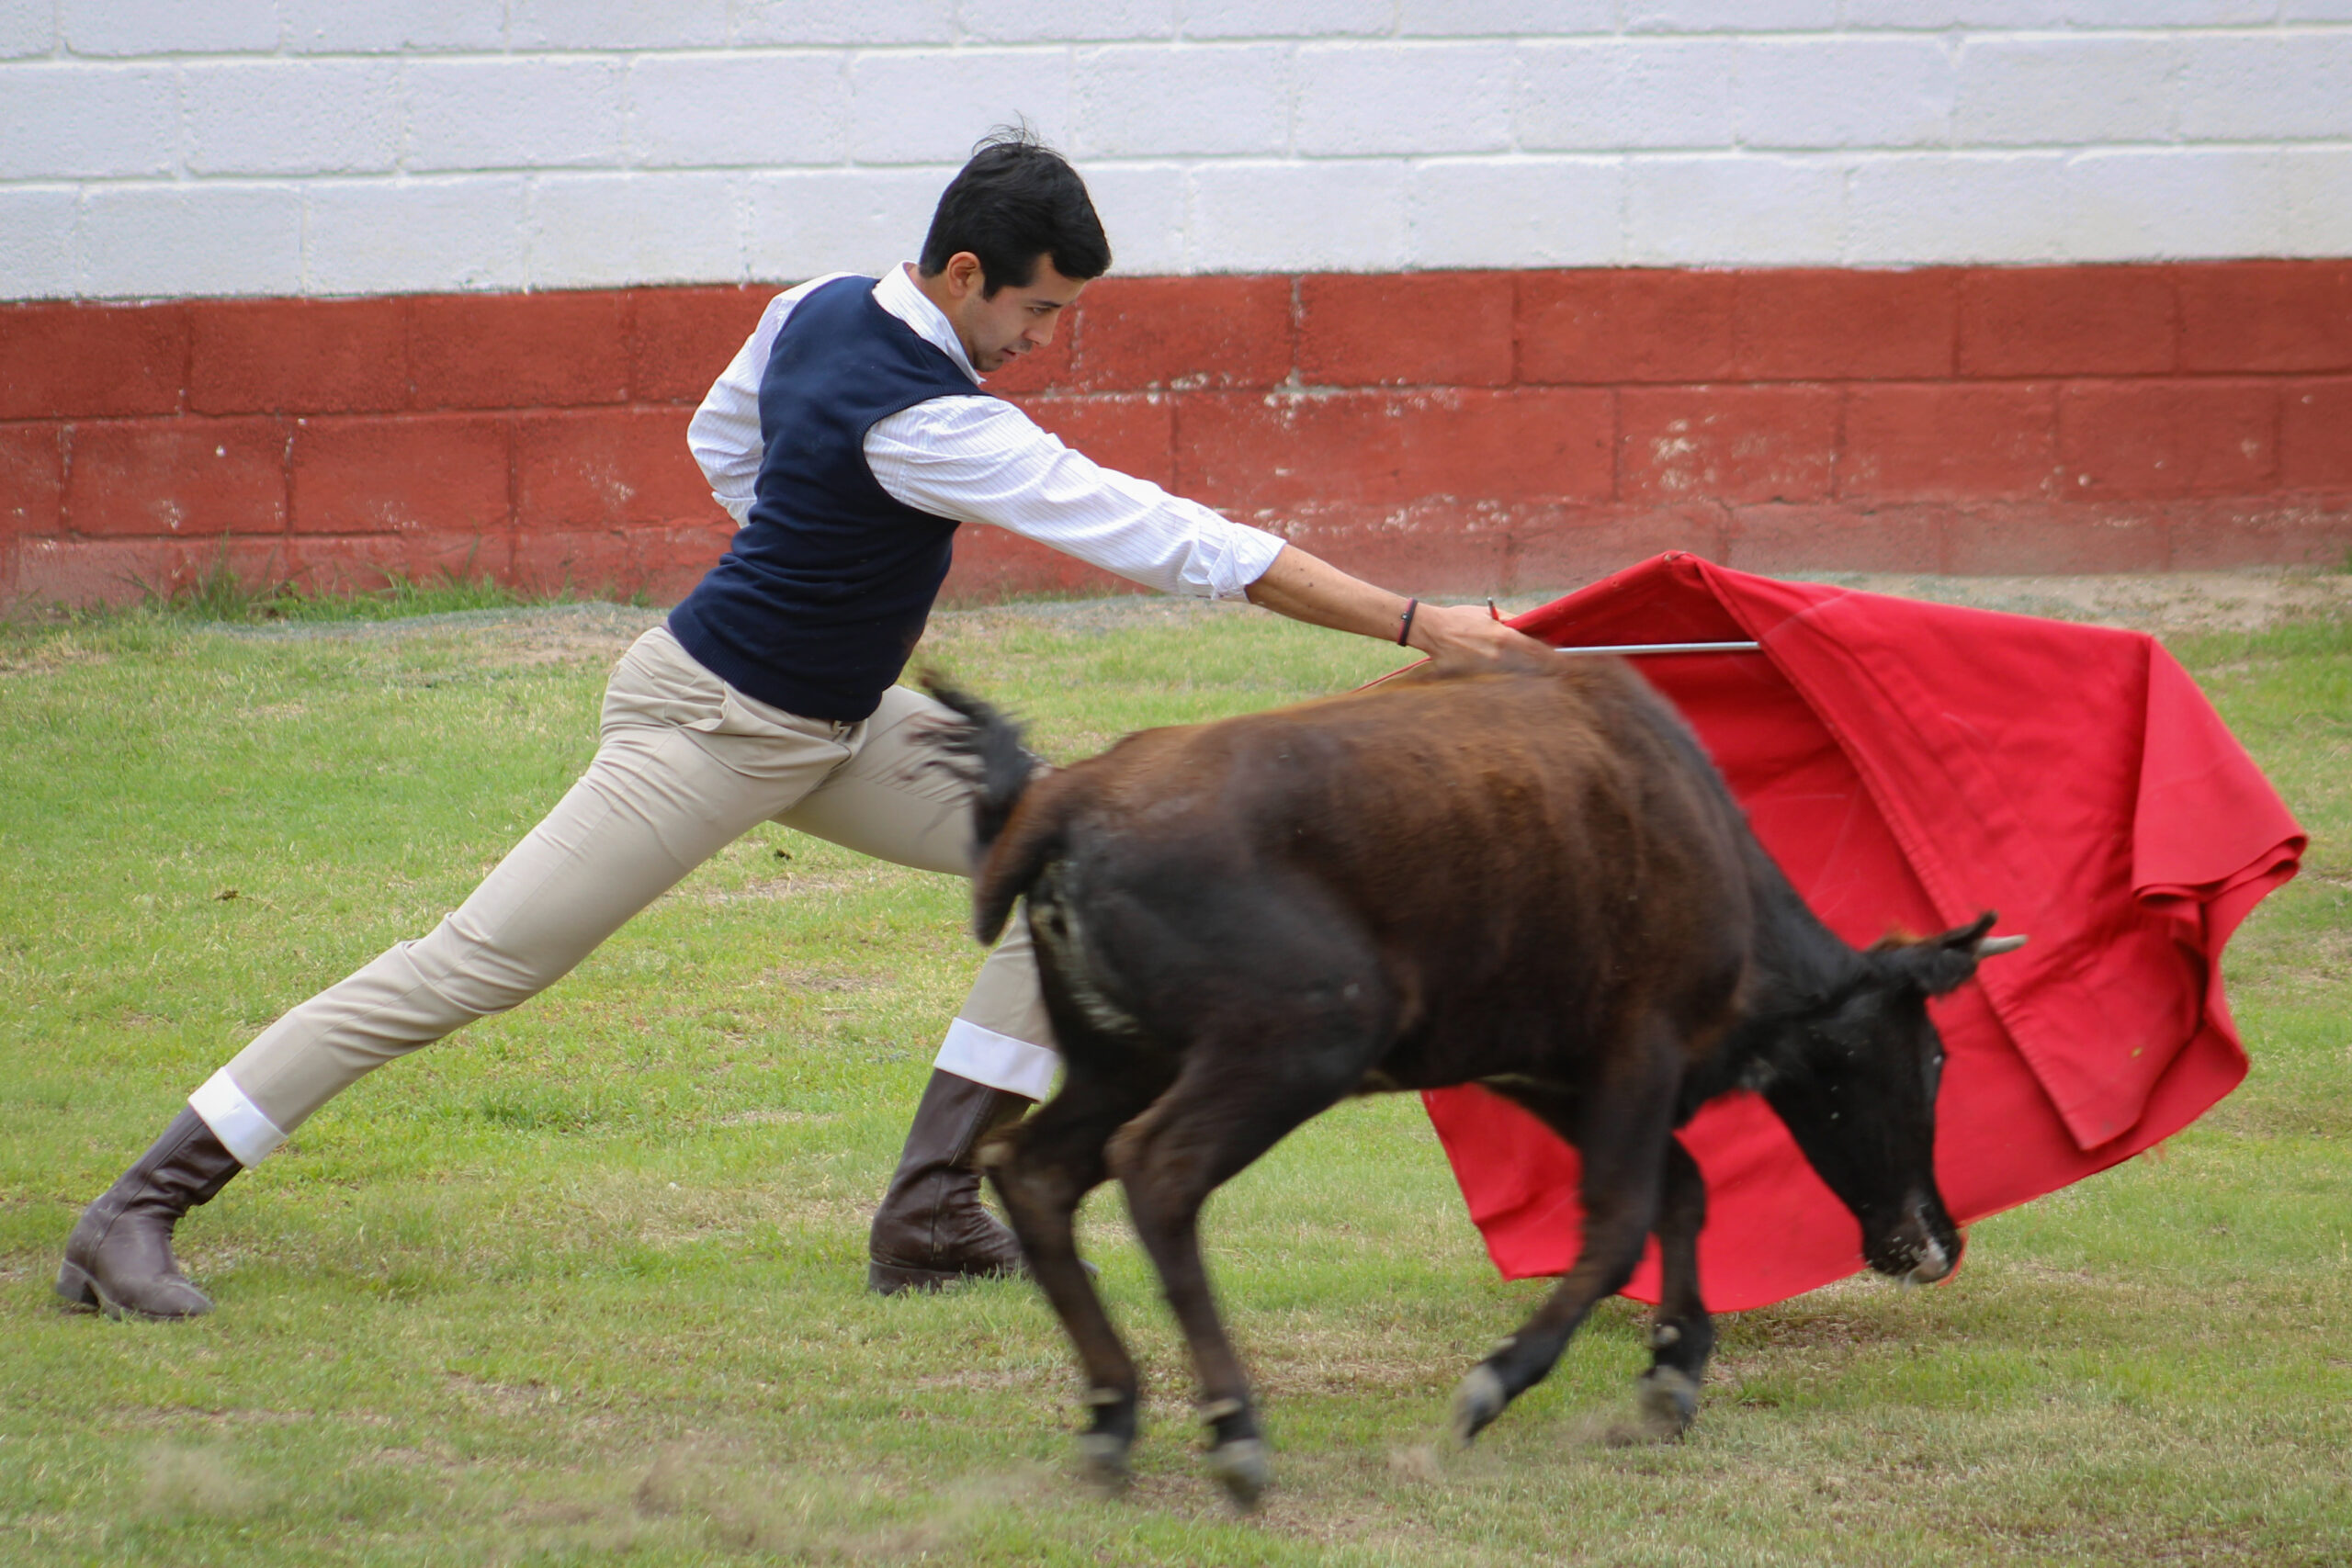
[919,129,1111,296]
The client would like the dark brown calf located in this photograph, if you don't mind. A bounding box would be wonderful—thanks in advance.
[926,653,2019,1509]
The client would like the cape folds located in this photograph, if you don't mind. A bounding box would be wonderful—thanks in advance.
[1419,554,2302,1312]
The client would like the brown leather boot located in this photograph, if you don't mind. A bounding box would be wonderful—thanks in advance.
[867,1070,1033,1295]
[57,1108,243,1321]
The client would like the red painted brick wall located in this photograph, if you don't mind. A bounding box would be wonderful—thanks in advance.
[4,262,2348,610]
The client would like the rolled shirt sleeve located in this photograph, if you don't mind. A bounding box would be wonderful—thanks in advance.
[865,398,1285,600]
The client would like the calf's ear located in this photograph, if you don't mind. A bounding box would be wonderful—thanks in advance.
[1899,911,2027,996]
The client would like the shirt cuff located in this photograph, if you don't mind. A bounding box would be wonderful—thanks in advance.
[1195,523,1287,601]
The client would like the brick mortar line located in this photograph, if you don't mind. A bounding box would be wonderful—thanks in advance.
[14,22,2352,64]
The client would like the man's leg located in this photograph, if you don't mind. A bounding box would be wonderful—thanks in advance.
[61,626,849,1320]
[775,684,1060,1292]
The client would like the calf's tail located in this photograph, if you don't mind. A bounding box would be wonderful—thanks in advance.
[919,674,1068,945]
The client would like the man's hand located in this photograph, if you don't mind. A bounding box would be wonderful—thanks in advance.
[1243,544,1554,663]
[1403,599,1551,663]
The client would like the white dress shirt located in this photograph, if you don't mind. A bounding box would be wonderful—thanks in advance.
[686,265,1288,602]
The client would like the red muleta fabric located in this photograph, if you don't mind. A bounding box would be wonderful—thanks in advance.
[1419,553,2303,1312]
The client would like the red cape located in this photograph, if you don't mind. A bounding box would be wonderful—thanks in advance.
[1419,554,2302,1311]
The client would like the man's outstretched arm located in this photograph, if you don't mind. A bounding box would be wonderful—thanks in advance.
[1243,545,1553,663]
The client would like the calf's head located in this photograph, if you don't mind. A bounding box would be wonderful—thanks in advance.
[1754,913,2023,1286]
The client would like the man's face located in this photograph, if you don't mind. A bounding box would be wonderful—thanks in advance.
[925,252,1087,374]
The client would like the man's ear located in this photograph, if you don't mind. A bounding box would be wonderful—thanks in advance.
[941,251,984,299]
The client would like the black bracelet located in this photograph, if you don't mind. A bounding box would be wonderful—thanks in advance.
[1396,597,1419,647]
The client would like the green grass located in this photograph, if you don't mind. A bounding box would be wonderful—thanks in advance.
[3,599,2347,1565]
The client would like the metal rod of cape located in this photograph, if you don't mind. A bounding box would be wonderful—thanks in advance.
[1554,641,1762,656]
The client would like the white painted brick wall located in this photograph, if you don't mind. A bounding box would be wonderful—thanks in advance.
[0,4,2344,299]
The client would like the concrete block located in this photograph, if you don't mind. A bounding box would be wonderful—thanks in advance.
[2286,147,2352,254]
[2063,1,2277,21]
[1067,276,1293,392]
[628,284,772,403]
[2177,260,2352,374]
[1735,269,1959,379]
[80,184,302,299]
[530,173,743,290]
[1620,386,1842,505]
[409,291,629,410]
[1405,156,1625,269]
[1959,265,2177,376]
[1296,42,1515,157]
[1841,1,2069,25]
[281,0,507,53]
[1300,271,1516,387]
[965,0,1175,42]
[1072,43,1291,158]
[1399,0,1614,35]
[1627,153,1844,265]
[511,0,727,50]
[1954,36,2177,146]
[2057,379,2278,502]
[2177,31,2352,141]
[1840,383,2059,503]
[404,59,627,172]
[190,296,412,415]
[1182,0,1392,39]
[731,0,954,45]
[1847,151,2071,264]
[744,167,948,279]
[631,52,849,168]
[0,186,76,299]
[1736,38,1955,150]
[305,176,531,295]
[0,423,63,536]
[514,407,709,529]
[0,63,175,180]
[0,299,188,419]
[1077,162,1188,275]
[1518,39,1738,151]
[1186,159,1408,272]
[1625,0,1838,30]
[1,0,55,57]
[2065,148,2287,261]
[186,61,401,176]
[63,415,289,539]
[846,50,1072,166]
[61,0,277,55]
[2281,378,2352,489]
[291,412,512,536]
[1520,270,1738,383]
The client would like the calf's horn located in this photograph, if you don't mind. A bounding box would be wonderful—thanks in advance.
[1975,933,2029,956]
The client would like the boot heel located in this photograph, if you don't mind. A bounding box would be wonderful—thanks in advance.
[868,1259,991,1295]
[55,1259,101,1311]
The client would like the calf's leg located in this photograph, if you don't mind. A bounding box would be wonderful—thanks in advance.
[981,1060,1170,1489]
[1635,1134,1714,1437]
[1111,1050,1367,1511]
[1454,1046,1679,1446]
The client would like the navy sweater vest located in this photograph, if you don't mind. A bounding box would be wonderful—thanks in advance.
[668,276,984,721]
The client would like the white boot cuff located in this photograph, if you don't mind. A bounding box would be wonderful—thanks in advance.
[188,1068,288,1168]
[934,1019,1059,1101]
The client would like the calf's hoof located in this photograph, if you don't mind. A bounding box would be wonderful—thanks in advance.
[1449,1364,1508,1448]
[1204,1438,1269,1511]
[1073,1432,1131,1495]
[1634,1366,1701,1437]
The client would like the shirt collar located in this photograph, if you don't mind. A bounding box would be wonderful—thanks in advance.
[874,263,982,386]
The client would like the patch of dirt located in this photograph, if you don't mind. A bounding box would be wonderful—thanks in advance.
[150,570,2351,674]
[1781,570,2352,637]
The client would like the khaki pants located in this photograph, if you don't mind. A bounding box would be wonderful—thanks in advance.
[187,625,1058,1167]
